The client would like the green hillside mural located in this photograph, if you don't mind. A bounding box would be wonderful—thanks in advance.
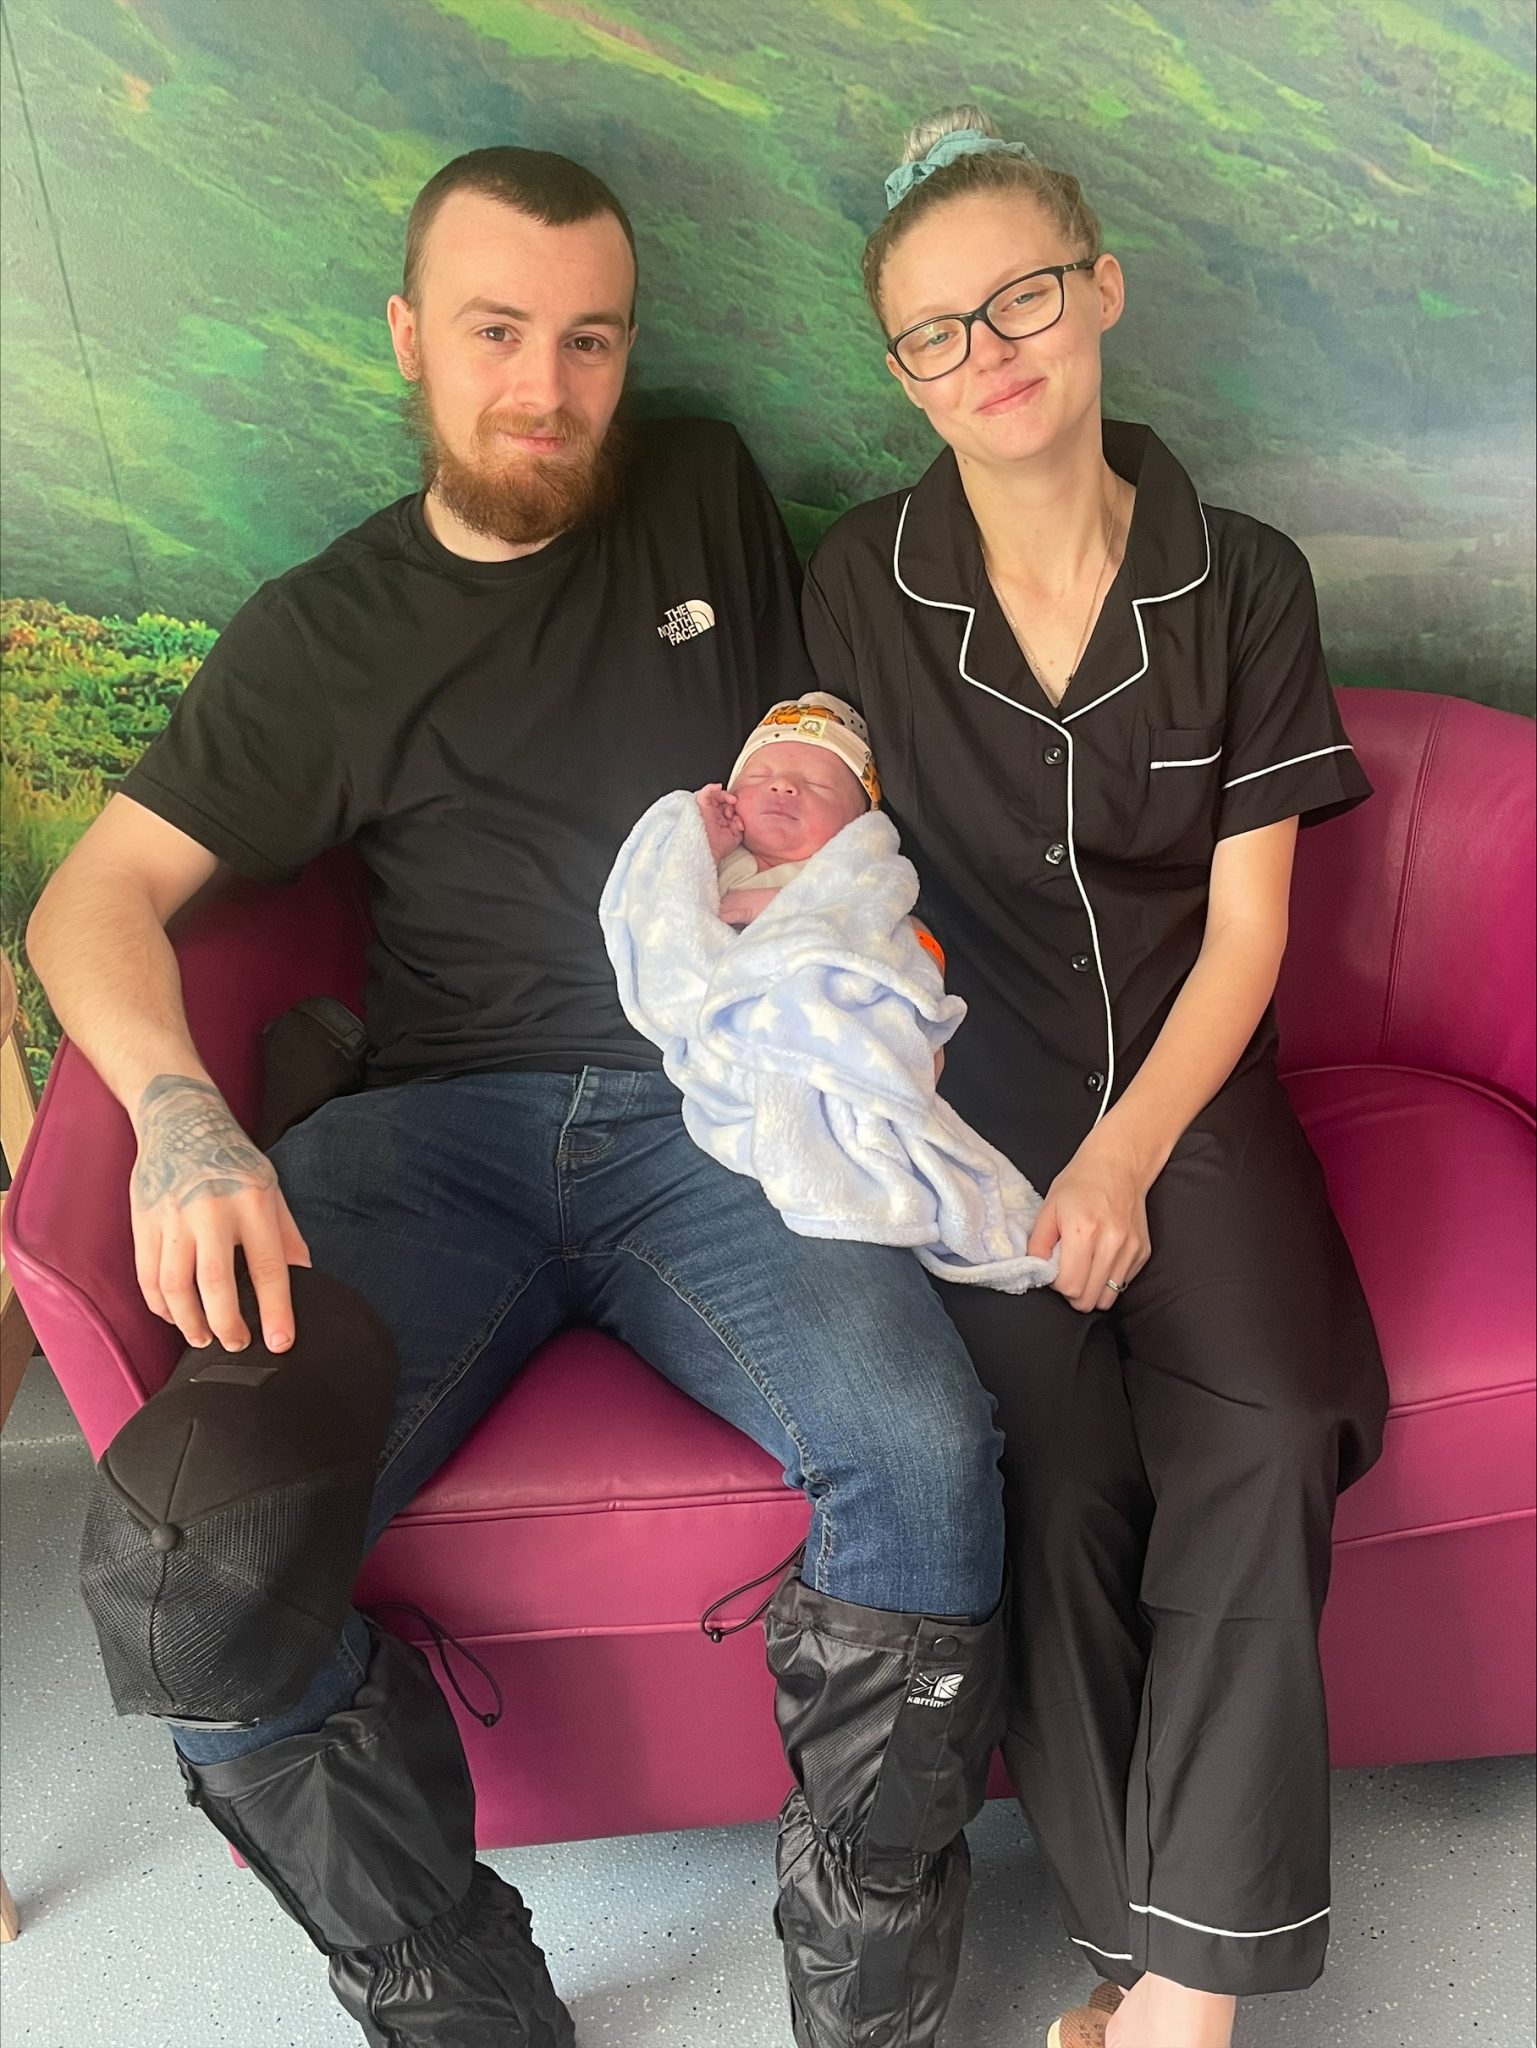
[2,0,1534,1071]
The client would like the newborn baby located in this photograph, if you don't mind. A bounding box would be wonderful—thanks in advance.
[701,752,863,926]
[697,692,877,927]
[699,692,924,920]
[695,692,946,1021]
[600,691,1057,1281]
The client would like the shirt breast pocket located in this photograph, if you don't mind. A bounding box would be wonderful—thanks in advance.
[1135,722,1224,861]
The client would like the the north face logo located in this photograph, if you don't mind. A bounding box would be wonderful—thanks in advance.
[906,1671,964,1708]
[658,598,716,644]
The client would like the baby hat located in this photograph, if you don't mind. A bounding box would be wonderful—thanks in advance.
[728,692,881,807]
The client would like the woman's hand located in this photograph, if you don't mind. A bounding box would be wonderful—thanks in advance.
[1026,1129,1152,1313]
[696,783,744,861]
[1020,818,1297,1314]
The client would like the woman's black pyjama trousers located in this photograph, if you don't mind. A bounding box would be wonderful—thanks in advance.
[941,1061,1389,1996]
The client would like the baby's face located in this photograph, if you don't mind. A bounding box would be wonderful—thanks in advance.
[730,741,868,864]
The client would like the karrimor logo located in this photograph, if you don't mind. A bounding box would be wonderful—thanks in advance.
[906,1671,964,1709]
[657,598,716,645]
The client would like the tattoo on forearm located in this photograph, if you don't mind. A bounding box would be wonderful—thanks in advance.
[132,1075,274,1210]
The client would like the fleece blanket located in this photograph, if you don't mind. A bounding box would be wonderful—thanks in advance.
[599,791,1058,1292]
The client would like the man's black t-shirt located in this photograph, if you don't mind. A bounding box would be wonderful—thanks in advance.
[121,420,813,1083]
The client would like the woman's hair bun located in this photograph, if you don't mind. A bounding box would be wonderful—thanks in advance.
[899,104,1004,166]
[865,103,1100,318]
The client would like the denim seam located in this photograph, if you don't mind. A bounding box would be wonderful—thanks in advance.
[614,1238,837,1592]
[375,1255,562,1484]
[554,1069,643,1175]
[553,1080,586,1246]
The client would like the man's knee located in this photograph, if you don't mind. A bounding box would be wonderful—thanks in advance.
[79,1266,398,1725]
[838,1381,1005,1604]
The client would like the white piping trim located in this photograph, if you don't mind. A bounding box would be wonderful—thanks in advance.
[1150,748,1222,770]
[1071,1936,1136,1961]
[1060,501,1212,725]
[1129,1901,1331,1940]
[1222,743,1354,790]
[891,493,1118,1123]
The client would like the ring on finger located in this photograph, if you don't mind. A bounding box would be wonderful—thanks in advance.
[1105,1277,1128,1294]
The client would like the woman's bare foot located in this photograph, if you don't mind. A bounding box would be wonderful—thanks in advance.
[1105,1973,1235,2048]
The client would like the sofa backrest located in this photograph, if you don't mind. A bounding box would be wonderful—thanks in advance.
[1276,689,1536,1113]
[171,846,371,1131]
[10,688,1532,1451]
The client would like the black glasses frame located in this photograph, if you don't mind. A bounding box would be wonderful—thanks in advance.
[886,259,1101,381]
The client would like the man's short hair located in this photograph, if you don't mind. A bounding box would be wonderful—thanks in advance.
[402,145,638,306]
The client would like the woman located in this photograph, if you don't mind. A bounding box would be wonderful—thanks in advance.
[802,107,1390,2048]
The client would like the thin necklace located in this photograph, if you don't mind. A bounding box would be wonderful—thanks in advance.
[989,476,1122,695]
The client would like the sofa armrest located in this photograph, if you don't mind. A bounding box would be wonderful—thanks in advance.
[2,849,370,1444]
[3,1033,164,1451]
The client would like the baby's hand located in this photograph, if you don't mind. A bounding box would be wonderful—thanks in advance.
[696,783,744,861]
[718,887,779,928]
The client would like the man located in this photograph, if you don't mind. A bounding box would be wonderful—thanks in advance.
[29,149,1006,2047]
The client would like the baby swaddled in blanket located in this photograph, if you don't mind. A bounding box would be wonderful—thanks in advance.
[599,693,1057,1292]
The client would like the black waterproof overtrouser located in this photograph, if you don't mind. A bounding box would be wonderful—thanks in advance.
[181,1625,574,2047]
[766,1575,1009,2047]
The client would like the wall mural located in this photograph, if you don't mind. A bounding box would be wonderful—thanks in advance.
[2,0,1533,1069]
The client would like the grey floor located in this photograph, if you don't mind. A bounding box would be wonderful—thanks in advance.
[2,1355,1533,2048]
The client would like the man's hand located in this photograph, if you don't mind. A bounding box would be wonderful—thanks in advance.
[131,1075,311,1353]
[696,783,744,862]
[1025,1129,1151,1314]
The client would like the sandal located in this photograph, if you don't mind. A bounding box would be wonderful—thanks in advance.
[1047,1981,1125,2047]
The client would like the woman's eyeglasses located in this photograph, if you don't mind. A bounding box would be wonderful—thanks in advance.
[886,259,1100,382]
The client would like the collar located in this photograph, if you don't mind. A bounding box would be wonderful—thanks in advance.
[894,419,1209,612]
[893,419,1212,724]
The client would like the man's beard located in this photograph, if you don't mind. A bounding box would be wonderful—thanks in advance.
[405,382,628,546]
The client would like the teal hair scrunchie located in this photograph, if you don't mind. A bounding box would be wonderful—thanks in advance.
[883,128,1034,213]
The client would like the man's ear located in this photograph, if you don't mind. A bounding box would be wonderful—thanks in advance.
[386,293,421,381]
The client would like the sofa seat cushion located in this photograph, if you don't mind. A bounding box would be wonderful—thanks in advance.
[361,1063,1536,1642]
[355,1328,808,1641]
[1284,1064,1536,1544]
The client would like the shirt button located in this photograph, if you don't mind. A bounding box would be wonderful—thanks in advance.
[1071,953,1092,974]
[1045,842,1068,866]
[1043,744,1065,766]
[1085,1071,1106,1095]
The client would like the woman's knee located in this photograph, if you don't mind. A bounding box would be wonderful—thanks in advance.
[1222,1376,1364,1497]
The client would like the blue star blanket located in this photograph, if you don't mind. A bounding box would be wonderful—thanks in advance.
[599,791,1058,1293]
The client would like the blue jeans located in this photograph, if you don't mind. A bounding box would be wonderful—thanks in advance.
[175,1068,1004,1765]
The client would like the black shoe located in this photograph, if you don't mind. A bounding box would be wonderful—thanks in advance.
[180,1624,574,2046]
[765,1576,1007,2047]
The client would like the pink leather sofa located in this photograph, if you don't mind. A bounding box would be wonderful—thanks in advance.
[5,687,1533,1851]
